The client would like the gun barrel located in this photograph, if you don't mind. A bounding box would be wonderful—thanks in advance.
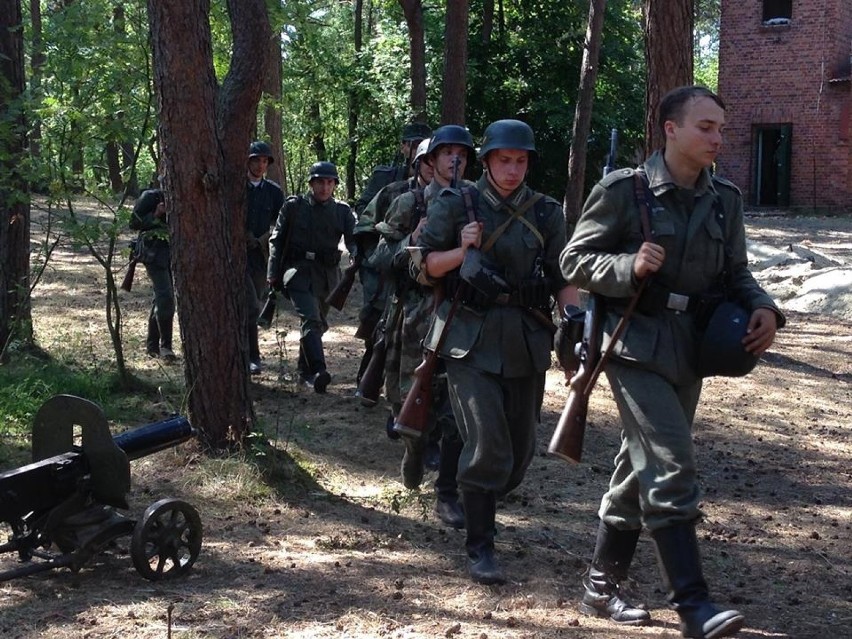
[113,416,194,461]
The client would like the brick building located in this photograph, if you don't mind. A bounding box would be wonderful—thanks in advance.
[717,0,851,211]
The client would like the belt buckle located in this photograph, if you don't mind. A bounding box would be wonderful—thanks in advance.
[667,293,689,312]
[306,251,316,260]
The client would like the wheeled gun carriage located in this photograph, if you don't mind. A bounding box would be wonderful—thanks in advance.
[0,395,202,582]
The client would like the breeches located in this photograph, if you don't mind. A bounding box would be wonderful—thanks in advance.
[144,263,174,321]
[445,358,543,495]
[289,288,328,338]
[600,361,703,531]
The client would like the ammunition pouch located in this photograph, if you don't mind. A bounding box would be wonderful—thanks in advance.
[554,304,585,372]
[446,273,551,313]
[459,249,508,305]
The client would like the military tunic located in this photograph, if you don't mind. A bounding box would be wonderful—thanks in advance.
[417,175,569,494]
[130,189,173,338]
[268,193,356,337]
[560,151,785,531]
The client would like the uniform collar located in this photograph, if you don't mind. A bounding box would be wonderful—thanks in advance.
[643,150,716,197]
[477,175,530,210]
[305,192,334,207]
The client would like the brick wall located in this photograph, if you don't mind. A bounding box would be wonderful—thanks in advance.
[718,0,851,210]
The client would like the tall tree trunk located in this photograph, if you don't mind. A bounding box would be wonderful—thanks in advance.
[441,0,468,125]
[309,100,326,160]
[148,0,270,449]
[0,0,32,359]
[399,0,427,123]
[346,0,364,200]
[263,25,284,189]
[29,0,44,190]
[643,0,693,155]
[564,0,607,234]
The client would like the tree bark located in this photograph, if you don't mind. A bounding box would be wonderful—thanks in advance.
[643,0,693,155]
[564,0,607,233]
[346,0,364,200]
[263,25,285,190]
[441,0,469,125]
[0,0,32,358]
[399,0,427,123]
[148,0,270,448]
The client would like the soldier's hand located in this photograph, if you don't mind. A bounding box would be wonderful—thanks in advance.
[460,221,483,250]
[633,242,665,279]
[411,217,428,243]
[742,307,777,356]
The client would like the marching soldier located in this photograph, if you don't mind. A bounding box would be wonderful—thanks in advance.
[416,120,578,584]
[245,141,284,374]
[267,161,356,393]
[561,85,784,638]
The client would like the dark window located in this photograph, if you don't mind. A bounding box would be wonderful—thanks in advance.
[763,0,792,22]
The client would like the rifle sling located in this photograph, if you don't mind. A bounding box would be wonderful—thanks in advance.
[481,192,544,253]
[581,174,654,396]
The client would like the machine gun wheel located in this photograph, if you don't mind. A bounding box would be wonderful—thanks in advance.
[130,498,202,581]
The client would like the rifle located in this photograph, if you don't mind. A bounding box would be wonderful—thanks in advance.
[257,267,297,329]
[355,297,403,407]
[326,255,362,310]
[121,240,139,292]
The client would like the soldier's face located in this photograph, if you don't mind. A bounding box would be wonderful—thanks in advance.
[418,159,435,184]
[484,149,529,197]
[248,156,269,180]
[665,96,725,171]
[432,145,469,186]
[310,177,336,203]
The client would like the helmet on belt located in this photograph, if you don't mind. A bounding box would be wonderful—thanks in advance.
[478,119,536,160]
[402,122,432,142]
[426,125,475,157]
[308,161,339,183]
[696,301,760,378]
[414,138,431,164]
[248,140,275,163]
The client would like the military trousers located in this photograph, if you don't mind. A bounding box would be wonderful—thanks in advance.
[144,262,174,324]
[600,360,704,532]
[445,358,543,495]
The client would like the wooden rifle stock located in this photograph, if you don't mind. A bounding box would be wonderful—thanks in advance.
[356,298,404,407]
[326,257,361,310]
[393,292,462,439]
[257,290,276,329]
[120,257,138,292]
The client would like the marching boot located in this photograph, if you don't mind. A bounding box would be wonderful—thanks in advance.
[580,521,650,625]
[146,311,160,358]
[434,435,464,528]
[248,321,262,374]
[159,316,177,362]
[400,435,425,489]
[651,523,745,639]
[300,333,331,393]
[297,344,310,383]
[462,491,505,585]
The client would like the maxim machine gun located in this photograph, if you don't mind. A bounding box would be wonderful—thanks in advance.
[0,395,202,582]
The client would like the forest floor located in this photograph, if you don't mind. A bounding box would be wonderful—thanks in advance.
[1,207,851,639]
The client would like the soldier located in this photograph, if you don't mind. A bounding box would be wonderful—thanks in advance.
[267,161,356,393]
[352,123,432,389]
[560,86,784,638]
[416,120,578,584]
[245,141,284,374]
[376,125,475,528]
[130,184,175,362]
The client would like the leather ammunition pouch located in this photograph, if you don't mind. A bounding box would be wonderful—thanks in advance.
[446,273,551,312]
[554,304,585,372]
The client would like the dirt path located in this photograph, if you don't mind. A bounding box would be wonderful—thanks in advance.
[3,212,851,639]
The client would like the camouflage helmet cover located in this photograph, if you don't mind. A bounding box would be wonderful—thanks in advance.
[248,140,275,164]
[426,125,475,157]
[478,119,536,160]
[308,161,339,183]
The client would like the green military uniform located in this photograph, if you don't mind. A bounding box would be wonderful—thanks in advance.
[560,151,785,532]
[268,192,356,338]
[417,175,568,495]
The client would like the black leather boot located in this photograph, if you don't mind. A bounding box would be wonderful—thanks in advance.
[462,491,505,585]
[400,436,425,489]
[580,521,650,625]
[434,434,464,528]
[300,333,331,393]
[248,321,261,374]
[652,523,744,639]
[159,316,177,362]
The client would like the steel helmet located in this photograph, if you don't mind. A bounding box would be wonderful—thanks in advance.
[402,122,432,142]
[414,138,431,164]
[696,301,760,378]
[426,125,475,157]
[478,119,536,160]
[308,161,339,183]
[248,140,275,163]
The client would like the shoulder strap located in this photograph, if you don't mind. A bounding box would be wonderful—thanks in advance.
[632,173,654,243]
[481,192,545,253]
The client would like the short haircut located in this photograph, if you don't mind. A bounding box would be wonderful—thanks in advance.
[658,85,725,137]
